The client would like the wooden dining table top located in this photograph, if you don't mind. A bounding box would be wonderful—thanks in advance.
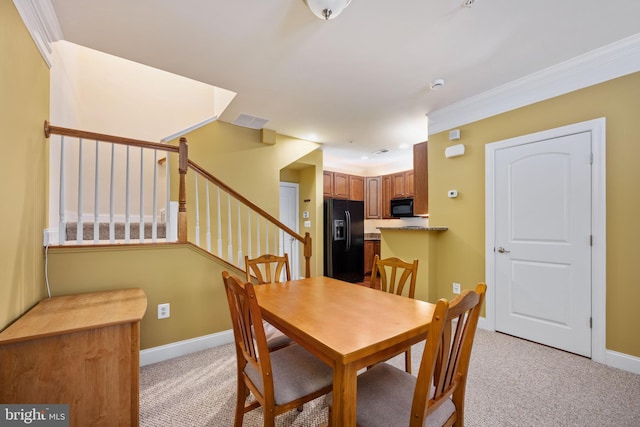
[252,275,437,426]
[252,276,436,366]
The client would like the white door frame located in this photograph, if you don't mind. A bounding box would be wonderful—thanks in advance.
[485,117,606,363]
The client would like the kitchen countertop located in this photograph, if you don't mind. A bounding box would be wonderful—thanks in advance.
[364,233,381,240]
[376,226,448,231]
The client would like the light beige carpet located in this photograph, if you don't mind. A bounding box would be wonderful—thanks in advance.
[140,329,640,426]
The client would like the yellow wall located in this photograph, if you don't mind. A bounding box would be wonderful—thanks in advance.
[46,244,239,349]
[0,2,50,330]
[428,72,640,357]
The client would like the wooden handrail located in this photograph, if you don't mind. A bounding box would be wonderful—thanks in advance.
[188,159,303,243]
[44,121,179,153]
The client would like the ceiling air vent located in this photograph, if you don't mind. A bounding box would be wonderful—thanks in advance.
[373,149,389,155]
[233,113,270,129]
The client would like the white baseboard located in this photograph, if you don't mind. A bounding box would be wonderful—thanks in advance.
[140,329,234,366]
[476,317,640,375]
[605,349,640,375]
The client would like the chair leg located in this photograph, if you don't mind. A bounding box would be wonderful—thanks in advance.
[405,347,412,374]
[327,404,333,427]
[234,381,248,427]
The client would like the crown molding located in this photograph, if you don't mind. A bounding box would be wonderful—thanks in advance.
[13,0,63,68]
[428,33,640,135]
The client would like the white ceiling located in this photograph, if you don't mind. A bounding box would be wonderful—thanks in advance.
[48,0,640,175]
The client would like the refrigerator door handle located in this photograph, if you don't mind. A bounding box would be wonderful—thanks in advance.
[345,210,351,251]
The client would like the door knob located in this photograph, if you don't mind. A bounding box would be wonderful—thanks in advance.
[497,246,510,254]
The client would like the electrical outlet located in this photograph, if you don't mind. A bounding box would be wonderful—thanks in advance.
[158,303,170,319]
[452,282,461,294]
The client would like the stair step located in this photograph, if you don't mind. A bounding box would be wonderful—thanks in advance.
[65,222,166,241]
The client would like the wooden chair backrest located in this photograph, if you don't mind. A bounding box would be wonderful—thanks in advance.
[410,283,487,427]
[222,272,274,399]
[245,253,291,284]
[370,255,419,298]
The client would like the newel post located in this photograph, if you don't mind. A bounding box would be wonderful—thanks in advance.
[178,137,188,242]
[304,232,312,278]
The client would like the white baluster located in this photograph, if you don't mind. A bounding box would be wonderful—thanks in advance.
[94,140,100,243]
[139,147,144,243]
[206,181,211,252]
[237,200,243,267]
[257,217,261,256]
[58,136,66,244]
[217,187,222,257]
[194,173,200,246]
[227,193,233,262]
[77,138,83,244]
[152,149,158,242]
[247,209,252,260]
[125,146,130,243]
[273,224,282,255]
[109,143,115,243]
[165,153,171,242]
[265,218,269,254]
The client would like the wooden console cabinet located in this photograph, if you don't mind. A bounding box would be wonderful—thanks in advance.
[0,288,147,427]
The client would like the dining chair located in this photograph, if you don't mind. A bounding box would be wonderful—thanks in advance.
[328,283,487,427]
[369,255,419,373]
[245,253,291,285]
[245,253,293,351]
[222,272,334,427]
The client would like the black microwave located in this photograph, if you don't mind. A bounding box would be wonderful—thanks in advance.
[390,198,414,217]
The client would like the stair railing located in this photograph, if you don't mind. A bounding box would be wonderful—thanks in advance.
[44,121,312,278]
[187,159,312,278]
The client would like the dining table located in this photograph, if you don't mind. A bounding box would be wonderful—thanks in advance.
[252,275,436,427]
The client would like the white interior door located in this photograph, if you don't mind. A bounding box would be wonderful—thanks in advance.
[493,131,592,357]
[279,182,300,279]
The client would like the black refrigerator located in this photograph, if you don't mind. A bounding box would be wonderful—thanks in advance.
[324,198,364,283]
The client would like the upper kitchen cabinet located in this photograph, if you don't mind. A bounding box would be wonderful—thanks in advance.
[349,175,365,201]
[323,171,349,198]
[390,170,414,199]
[413,141,428,215]
[324,170,364,200]
[382,175,392,218]
[365,176,382,219]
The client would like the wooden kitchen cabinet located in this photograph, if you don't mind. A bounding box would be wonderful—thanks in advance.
[323,171,333,197]
[382,175,392,218]
[390,170,414,199]
[364,239,381,275]
[381,169,413,218]
[324,171,365,200]
[349,175,365,201]
[413,141,428,215]
[323,171,349,199]
[0,288,147,427]
[365,176,382,218]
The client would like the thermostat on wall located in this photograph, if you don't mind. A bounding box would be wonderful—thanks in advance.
[448,190,458,198]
